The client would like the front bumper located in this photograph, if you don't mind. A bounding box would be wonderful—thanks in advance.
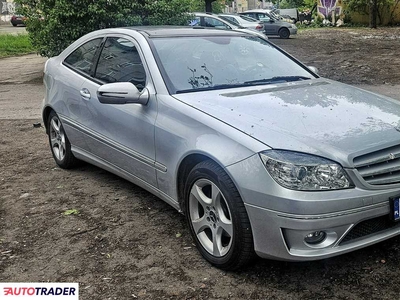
[246,201,400,261]
[226,154,400,261]
[289,27,297,35]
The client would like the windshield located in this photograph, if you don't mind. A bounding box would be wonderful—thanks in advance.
[239,15,259,22]
[151,36,315,93]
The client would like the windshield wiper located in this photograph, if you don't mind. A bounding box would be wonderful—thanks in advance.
[176,83,248,94]
[175,76,312,93]
[244,76,311,85]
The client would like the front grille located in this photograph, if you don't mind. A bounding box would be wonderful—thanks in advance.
[340,215,400,244]
[353,144,400,185]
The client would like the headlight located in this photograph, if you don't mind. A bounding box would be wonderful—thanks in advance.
[259,150,353,191]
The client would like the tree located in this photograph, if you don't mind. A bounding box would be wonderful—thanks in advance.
[344,0,399,26]
[16,0,193,57]
[190,0,224,13]
[370,0,378,27]
[205,0,216,12]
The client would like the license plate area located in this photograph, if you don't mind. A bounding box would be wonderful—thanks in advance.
[390,197,400,222]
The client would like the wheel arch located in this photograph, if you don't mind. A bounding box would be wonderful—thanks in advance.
[176,153,227,213]
[42,105,54,134]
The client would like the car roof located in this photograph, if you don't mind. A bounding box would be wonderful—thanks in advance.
[193,12,218,16]
[117,26,248,37]
[243,9,272,13]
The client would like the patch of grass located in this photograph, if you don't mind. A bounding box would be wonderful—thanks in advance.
[0,34,35,58]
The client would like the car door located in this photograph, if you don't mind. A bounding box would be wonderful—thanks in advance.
[259,14,278,35]
[59,37,104,151]
[79,35,158,187]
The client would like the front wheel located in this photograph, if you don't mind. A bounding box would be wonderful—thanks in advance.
[184,160,255,270]
[47,111,79,169]
[279,28,290,39]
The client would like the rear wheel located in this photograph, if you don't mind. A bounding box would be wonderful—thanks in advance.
[279,28,290,39]
[47,111,79,169]
[184,160,255,270]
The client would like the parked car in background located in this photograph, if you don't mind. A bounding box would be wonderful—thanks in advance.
[43,26,400,270]
[276,8,299,23]
[190,12,267,39]
[240,9,297,38]
[10,15,26,27]
[218,13,264,33]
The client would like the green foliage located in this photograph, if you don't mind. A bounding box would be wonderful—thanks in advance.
[0,34,34,58]
[278,0,306,9]
[190,0,225,13]
[16,0,193,57]
[343,0,399,24]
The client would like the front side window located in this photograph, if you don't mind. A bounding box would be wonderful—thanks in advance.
[64,38,102,75]
[94,37,146,90]
[239,15,259,22]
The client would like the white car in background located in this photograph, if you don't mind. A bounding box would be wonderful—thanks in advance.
[191,12,268,39]
[218,13,264,33]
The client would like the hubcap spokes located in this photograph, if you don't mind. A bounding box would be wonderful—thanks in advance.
[50,118,66,161]
[189,179,233,257]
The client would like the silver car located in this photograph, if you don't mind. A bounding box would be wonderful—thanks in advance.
[190,12,267,39]
[43,27,400,270]
[240,9,297,38]
[218,13,264,32]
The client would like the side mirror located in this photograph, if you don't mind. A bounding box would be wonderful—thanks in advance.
[307,66,318,74]
[97,82,149,105]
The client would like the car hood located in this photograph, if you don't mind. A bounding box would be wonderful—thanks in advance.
[172,79,400,167]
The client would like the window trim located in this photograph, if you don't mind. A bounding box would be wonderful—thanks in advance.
[62,34,151,88]
[62,37,105,81]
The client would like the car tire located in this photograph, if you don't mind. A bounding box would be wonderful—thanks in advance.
[47,111,79,169]
[184,160,255,270]
[279,28,290,39]
[12,23,17,27]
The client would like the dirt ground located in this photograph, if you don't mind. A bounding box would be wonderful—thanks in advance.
[1,27,400,299]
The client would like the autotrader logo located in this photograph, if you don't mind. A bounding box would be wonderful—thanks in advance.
[0,283,78,299]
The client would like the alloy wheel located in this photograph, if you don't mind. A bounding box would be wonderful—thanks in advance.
[189,178,233,257]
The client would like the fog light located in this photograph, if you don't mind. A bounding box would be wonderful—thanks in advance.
[304,231,326,245]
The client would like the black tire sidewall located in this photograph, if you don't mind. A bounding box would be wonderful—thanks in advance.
[279,28,290,39]
[184,161,250,268]
[47,111,75,168]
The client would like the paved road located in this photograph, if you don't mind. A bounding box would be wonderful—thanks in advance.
[0,54,46,120]
[0,24,27,35]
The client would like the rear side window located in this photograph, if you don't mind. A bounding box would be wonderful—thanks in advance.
[220,16,239,25]
[64,38,102,75]
[204,17,231,29]
[94,37,146,91]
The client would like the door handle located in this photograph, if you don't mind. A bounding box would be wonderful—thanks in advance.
[80,88,91,100]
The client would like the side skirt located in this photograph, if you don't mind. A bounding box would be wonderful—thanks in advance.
[72,146,182,213]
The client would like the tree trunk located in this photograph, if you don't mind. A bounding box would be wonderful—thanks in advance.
[369,0,377,28]
[205,0,214,13]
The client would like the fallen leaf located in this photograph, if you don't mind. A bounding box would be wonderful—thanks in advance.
[62,209,79,215]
